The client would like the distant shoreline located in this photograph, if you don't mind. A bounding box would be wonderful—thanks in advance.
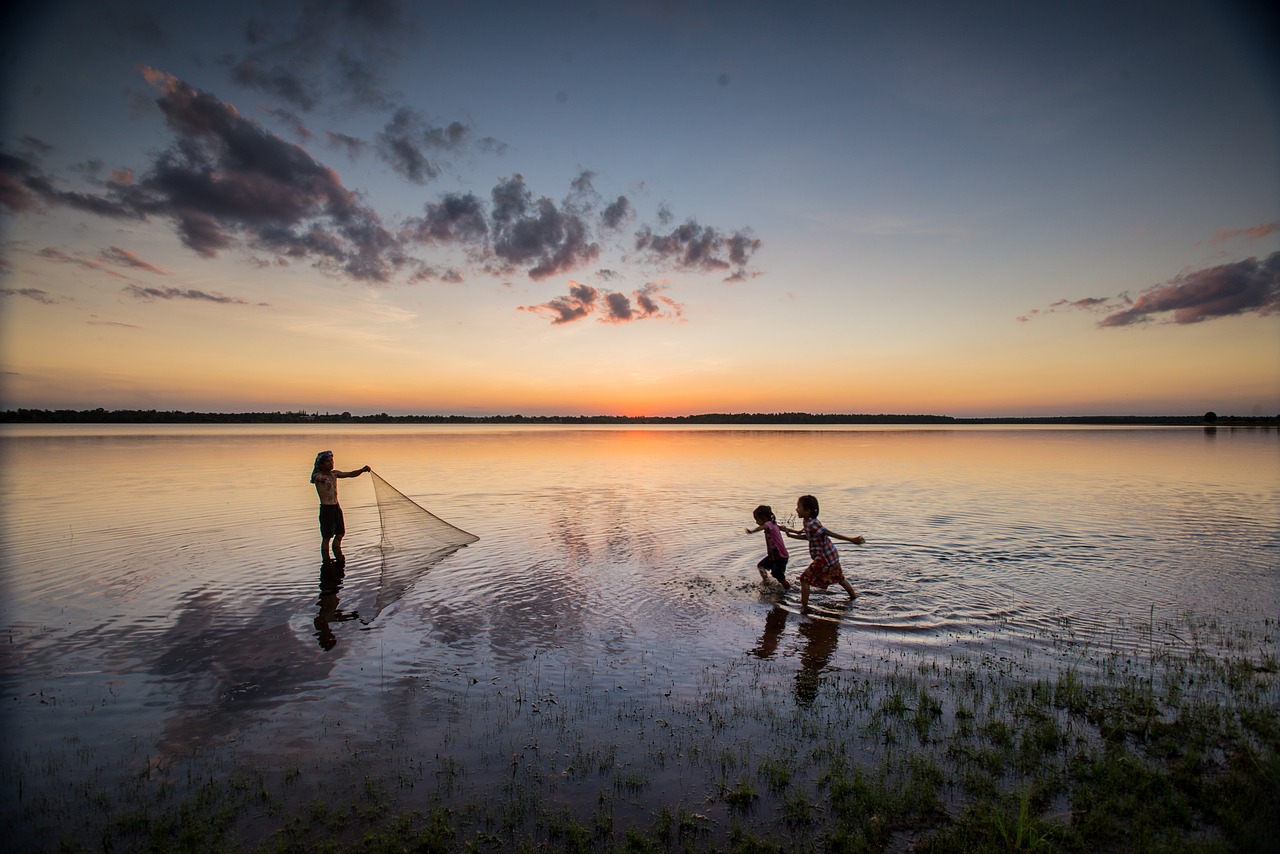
[3,408,1276,427]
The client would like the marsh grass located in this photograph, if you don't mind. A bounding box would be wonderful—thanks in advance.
[7,613,1277,852]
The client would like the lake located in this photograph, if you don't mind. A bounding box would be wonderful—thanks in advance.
[2,424,1276,846]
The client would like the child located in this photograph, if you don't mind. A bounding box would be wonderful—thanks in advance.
[310,450,371,564]
[782,494,864,613]
[745,504,791,591]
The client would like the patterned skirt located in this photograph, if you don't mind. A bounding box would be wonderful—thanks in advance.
[799,557,845,589]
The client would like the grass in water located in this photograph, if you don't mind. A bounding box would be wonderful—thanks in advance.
[7,613,1277,852]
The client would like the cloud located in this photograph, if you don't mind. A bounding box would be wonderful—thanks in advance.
[600,282,682,323]
[1099,252,1280,327]
[4,71,762,289]
[231,60,318,111]
[409,192,489,244]
[1020,252,1280,327]
[1205,222,1278,246]
[262,107,314,140]
[5,68,404,282]
[326,132,366,159]
[634,219,762,280]
[520,281,683,325]
[101,246,170,275]
[230,0,410,111]
[0,150,146,219]
[375,107,470,184]
[37,247,128,279]
[134,68,403,281]
[489,174,600,279]
[123,285,250,305]
[520,281,598,324]
[0,287,60,304]
[601,196,633,230]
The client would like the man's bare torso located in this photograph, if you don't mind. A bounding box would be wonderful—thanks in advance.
[314,472,339,505]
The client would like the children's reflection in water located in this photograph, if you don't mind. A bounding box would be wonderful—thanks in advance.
[751,605,841,707]
[314,561,360,650]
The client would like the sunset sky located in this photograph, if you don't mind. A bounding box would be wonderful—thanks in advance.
[2,0,1277,417]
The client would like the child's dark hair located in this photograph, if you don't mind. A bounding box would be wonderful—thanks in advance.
[797,494,819,517]
[753,504,775,523]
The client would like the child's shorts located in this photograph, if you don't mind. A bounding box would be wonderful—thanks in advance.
[758,555,789,583]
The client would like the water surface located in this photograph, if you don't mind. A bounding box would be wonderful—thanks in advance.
[3,424,1276,842]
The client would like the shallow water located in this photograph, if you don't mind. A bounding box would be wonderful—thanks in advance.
[2,424,1277,842]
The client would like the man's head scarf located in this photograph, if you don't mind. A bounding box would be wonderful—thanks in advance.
[310,450,333,483]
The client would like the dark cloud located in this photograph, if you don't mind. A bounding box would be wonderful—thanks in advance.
[326,132,366,159]
[0,287,59,304]
[230,0,410,111]
[521,281,682,325]
[0,153,41,212]
[1020,253,1280,327]
[1099,252,1280,327]
[263,107,314,140]
[133,68,402,281]
[124,285,249,305]
[402,176,758,283]
[409,192,489,244]
[488,174,599,279]
[4,68,763,289]
[0,152,147,219]
[601,196,632,230]
[231,60,318,111]
[375,108,469,184]
[634,219,761,280]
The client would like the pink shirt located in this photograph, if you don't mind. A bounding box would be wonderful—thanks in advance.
[763,520,789,559]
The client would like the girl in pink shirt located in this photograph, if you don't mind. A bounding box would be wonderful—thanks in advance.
[746,504,791,591]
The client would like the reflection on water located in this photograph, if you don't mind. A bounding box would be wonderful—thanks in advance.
[1,424,1276,842]
[315,562,359,650]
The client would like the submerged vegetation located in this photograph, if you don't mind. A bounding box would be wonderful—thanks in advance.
[8,611,1277,852]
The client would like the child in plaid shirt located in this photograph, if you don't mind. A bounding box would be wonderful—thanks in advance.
[782,494,864,613]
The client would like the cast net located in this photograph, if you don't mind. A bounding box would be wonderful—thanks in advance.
[365,471,478,621]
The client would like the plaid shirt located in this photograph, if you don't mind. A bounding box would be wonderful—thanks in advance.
[804,517,840,567]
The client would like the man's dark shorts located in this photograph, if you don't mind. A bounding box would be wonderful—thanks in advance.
[319,504,346,539]
[758,555,789,583]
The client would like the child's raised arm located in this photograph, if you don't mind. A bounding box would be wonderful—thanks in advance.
[827,528,865,545]
[745,524,764,535]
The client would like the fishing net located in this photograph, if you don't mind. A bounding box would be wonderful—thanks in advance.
[365,471,478,621]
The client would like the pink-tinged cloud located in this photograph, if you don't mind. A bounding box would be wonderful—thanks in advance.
[101,246,170,275]
[519,281,599,324]
[1100,252,1279,327]
[1207,222,1278,245]
[37,247,128,279]
[521,281,683,325]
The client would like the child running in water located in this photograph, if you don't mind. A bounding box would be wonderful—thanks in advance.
[745,504,791,591]
[782,494,864,613]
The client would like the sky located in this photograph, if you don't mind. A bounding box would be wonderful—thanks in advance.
[2,0,1277,418]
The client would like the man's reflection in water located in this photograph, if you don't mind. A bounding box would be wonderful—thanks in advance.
[750,605,841,707]
[315,561,360,650]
